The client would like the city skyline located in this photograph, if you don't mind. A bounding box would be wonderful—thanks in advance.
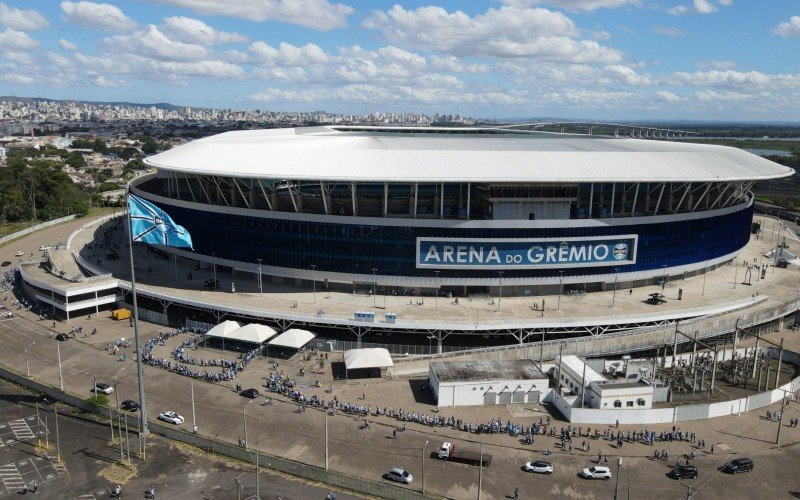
[0,1,799,119]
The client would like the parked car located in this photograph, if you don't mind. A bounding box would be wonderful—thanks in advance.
[1,261,11,267]
[722,458,753,474]
[14,251,24,257]
[93,382,114,395]
[39,245,52,251]
[386,467,413,484]
[524,460,553,474]
[120,400,140,412]
[158,411,185,425]
[240,388,260,399]
[581,466,612,480]
[55,333,69,341]
[668,465,698,479]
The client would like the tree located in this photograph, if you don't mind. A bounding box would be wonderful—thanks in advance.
[92,138,108,154]
[65,151,86,169]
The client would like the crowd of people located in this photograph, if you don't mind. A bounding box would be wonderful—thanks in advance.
[140,329,258,383]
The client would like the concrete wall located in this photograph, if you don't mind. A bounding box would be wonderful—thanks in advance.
[435,377,548,407]
[0,215,76,246]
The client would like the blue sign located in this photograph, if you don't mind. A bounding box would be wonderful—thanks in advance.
[416,236,637,269]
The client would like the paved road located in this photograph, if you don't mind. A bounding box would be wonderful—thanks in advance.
[0,378,358,499]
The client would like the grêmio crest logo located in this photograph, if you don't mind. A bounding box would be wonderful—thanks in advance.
[416,236,637,269]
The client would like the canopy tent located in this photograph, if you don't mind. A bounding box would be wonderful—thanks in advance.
[226,324,278,344]
[204,320,242,339]
[344,348,394,370]
[268,328,316,349]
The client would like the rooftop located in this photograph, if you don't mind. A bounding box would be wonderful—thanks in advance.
[431,359,547,382]
[144,126,793,184]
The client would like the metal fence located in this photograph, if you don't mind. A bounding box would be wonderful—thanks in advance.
[311,338,470,356]
[0,215,76,246]
[186,319,213,332]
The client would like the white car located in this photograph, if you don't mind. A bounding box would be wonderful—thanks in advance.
[39,245,52,251]
[158,411,185,425]
[387,467,413,484]
[582,466,612,480]
[524,460,553,474]
[93,382,114,395]
[14,251,24,257]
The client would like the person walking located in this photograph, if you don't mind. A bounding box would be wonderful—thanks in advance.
[514,486,520,500]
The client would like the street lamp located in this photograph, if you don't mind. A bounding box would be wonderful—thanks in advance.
[611,269,618,307]
[372,268,378,308]
[42,399,60,463]
[113,365,126,408]
[557,271,564,311]
[702,259,707,296]
[257,259,262,297]
[212,253,217,283]
[497,271,503,312]
[427,335,436,355]
[614,457,622,500]
[422,439,429,494]
[311,265,317,304]
[243,399,254,449]
[434,270,440,311]
[25,341,35,377]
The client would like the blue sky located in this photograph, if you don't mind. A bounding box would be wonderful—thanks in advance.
[1,0,799,119]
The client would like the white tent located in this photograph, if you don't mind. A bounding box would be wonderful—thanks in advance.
[226,324,278,344]
[205,320,242,339]
[268,328,316,349]
[344,348,394,370]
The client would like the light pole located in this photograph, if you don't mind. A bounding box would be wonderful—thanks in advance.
[243,399,254,449]
[57,342,63,391]
[427,335,436,355]
[311,264,317,304]
[611,271,618,307]
[25,341,34,377]
[478,441,484,500]
[324,409,329,470]
[422,439,429,494]
[372,268,378,308]
[42,399,60,463]
[93,372,98,399]
[557,271,564,311]
[113,365,126,408]
[662,265,667,291]
[702,259,707,296]
[212,253,217,283]
[434,270,440,311]
[497,271,503,312]
[191,380,196,434]
[257,259,262,297]
[614,457,622,500]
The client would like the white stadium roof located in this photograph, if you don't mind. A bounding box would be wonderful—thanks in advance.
[145,126,793,184]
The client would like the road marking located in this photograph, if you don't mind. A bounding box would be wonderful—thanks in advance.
[0,463,24,492]
[8,419,35,441]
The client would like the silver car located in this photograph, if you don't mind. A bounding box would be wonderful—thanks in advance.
[387,467,413,484]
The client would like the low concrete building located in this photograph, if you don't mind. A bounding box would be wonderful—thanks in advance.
[586,380,654,410]
[429,359,549,407]
[556,355,606,397]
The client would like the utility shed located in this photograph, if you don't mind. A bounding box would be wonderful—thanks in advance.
[428,359,549,407]
[586,380,654,410]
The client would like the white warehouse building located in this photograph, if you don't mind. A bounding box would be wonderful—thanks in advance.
[429,359,549,407]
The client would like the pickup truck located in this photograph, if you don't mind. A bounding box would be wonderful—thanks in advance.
[437,442,492,467]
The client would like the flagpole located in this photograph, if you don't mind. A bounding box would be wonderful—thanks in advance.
[127,189,149,456]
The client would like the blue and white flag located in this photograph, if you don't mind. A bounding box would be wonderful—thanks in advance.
[128,193,193,249]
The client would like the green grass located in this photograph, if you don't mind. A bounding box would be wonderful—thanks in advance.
[686,138,800,154]
[0,206,119,239]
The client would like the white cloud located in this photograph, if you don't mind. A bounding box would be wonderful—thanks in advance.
[719,0,732,5]
[429,55,489,74]
[364,5,621,63]
[161,16,246,45]
[148,60,245,78]
[93,75,130,87]
[693,0,717,14]
[60,1,137,32]
[250,41,331,66]
[0,73,35,85]
[605,64,651,85]
[144,0,354,31]
[106,26,209,61]
[655,90,682,102]
[499,0,639,12]
[653,25,688,37]
[252,66,308,83]
[666,5,689,15]
[773,16,800,38]
[0,3,48,31]
[47,52,75,70]
[666,70,800,90]
[249,87,322,102]
[0,29,40,50]
[59,38,78,51]
[3,51,34,66]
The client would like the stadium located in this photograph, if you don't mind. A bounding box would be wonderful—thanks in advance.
[134,126,793,298]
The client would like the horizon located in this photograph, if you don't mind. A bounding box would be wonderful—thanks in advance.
[0,1,799,120]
